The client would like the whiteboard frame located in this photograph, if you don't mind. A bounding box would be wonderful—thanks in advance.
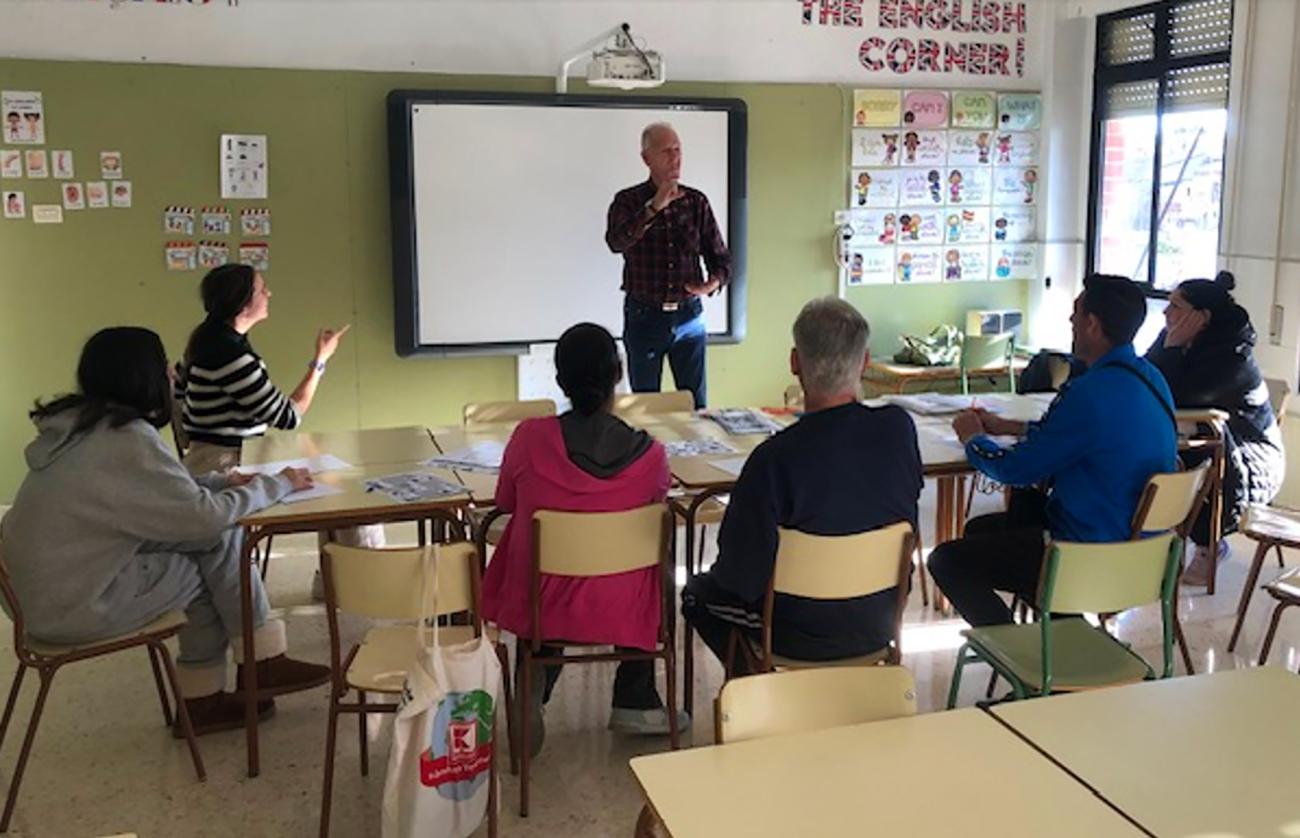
[387,89,748,357]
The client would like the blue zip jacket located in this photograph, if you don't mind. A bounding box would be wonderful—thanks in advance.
[965,343,1178,542]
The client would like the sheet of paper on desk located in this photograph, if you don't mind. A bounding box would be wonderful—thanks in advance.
[425,441,505,473]
[238,454,353,476]
[278,484,346,504]
[364,472,464,504]
[707,409,783,435]
[709,456,749,477]
[884,394,1008,415]
[664,439,738,458]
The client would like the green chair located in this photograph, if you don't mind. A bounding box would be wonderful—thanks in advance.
[946,532,1181,708]
[959,332,1015,394]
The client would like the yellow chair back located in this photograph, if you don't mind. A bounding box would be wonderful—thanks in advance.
[611,391,694,417]
[463,399,556,426]
[1043,533,1178,616]
[1132,462,1211,534]
[322,543,477,620]
[773,522,913,599]
[534,505,671,577]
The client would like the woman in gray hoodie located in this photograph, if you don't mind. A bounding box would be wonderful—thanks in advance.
[0,327,330,734]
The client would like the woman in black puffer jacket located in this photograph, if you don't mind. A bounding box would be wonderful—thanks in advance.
[1146,271,1286,584]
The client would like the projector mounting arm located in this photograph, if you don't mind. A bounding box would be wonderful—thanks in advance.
[557,22,646,94]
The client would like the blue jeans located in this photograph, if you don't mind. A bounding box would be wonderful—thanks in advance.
[623,296,707,409]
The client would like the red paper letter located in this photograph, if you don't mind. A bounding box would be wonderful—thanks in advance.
[987,42,1011,75]
[887,37,918,72]
[859,36,887,70]
[917,38,942,71]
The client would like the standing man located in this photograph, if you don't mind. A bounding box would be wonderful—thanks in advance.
[605,122,730,409]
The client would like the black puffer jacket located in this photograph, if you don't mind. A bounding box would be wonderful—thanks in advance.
[1146,305,1285,540]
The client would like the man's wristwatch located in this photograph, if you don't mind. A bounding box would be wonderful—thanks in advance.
[309,359,326,374]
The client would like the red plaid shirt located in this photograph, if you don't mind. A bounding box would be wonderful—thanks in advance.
[605,180,731,305]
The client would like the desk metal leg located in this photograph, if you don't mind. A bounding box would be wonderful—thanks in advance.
[1206,428,1226,595]
[681,501,698,719]
[241,526,262,778]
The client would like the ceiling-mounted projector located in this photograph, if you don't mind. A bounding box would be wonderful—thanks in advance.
[557,23,665,94]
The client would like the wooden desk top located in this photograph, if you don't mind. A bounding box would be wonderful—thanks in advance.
[630,708,1145,838]
[240,460,469,531]
[240,425,437,468]
[990,666,1300,838]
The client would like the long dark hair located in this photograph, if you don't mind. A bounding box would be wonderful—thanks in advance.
[31,327,173,433]
[183,264,256,363]
[555,323,622,416]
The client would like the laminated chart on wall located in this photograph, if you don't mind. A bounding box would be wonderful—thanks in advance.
[240,207,271,236]
[221,134,268,200]
[198,240,230,269]
[202,206,232,234]
[86,181,108,209]
[239,242,269,271]
[844,89,1042,287]
[165,241,197,271]
[3,190,25,219]
[164,206,195,235]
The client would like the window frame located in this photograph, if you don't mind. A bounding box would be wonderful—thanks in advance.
[1085,0,1234,297]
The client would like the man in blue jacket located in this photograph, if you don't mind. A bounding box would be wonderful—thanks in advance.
[929,274,1178,626]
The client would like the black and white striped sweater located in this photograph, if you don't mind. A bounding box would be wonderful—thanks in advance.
[177,320,300,448]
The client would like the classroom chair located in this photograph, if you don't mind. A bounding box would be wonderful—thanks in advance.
[0,550,204,833]
[723,521,915,676]
[959,332,1015,395]
[317,541,512,838]
[463,399,556,426]
[518,505,679,818]
[634,666,917,838]
[1227,504,1300,656]
[947,531,1181,708]
[611,390,695,417]
[1264,377,1291,427]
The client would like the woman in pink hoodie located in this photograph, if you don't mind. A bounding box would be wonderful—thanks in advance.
[481,323,681,750]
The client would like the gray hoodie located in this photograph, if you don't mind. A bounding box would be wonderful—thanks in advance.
[0,411,291,642]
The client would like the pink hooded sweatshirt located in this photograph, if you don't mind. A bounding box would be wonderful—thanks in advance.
[480,416,671,650]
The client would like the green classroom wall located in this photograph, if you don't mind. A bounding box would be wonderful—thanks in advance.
[0,58,1027,502]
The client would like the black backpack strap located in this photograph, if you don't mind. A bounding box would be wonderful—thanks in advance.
[1099,362,1177,429]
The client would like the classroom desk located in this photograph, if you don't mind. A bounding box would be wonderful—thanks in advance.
[236,429,470,777]
[864,358,1029,395]
[987,666,1300,838]
[630,707,1147,838]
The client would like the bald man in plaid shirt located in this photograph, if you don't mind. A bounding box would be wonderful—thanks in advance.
[605,122,730,409]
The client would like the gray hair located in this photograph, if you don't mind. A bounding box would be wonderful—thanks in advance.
[641,121,675,152]
[793,297,870,396]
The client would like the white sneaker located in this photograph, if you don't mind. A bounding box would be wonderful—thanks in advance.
[608,707,691,735]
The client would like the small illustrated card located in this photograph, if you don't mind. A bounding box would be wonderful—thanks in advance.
[221,134,268,199]
[846,208,893,245]
[0,150,20,178]
[24,150,47,178]
[31,204,62,224]
[992,166,1039,205]
[992,243,1039,280]
[51,150,74,179]
[2,91,45,144]
[950,91,997,129]
[198,240,230,269]
[898,168,945,206]
[849,168,900,208]
[991,206,1036,243]
[239,207,271,236]
[110,181,132,208]
[201,206,232,234]
[948,130,996,166]
[100,151,124,180]
[164,206,196,235]
[900,130,946,166]
[61,182,85,210]
[845,246,895,286]
[239,242,270,271]
[895,246,942,284]
[994,132,1039,166]
[947,245,990,281]
[895,208,943,244]
[86,181,108,208]
[901,90,949,128]
[853,89,901,127]
[852,130,903,167]
[165,241,197,271]
[998,93,1043,131]
[945,167,991,205]
[3,190,24,219]
[943,207,991,244]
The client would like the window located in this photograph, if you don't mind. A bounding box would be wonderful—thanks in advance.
[1087,0,1233,293]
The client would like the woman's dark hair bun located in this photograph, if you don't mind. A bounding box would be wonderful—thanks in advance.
[1213,270,1236,291]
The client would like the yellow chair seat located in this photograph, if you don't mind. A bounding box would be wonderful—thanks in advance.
[1243,505,1300,549]
[964,617,1151,692]
[348,624,501,693]
[27,610,186,658]
[770,648,891,670]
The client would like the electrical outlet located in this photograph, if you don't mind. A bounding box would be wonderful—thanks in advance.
[1270,304,1284,346]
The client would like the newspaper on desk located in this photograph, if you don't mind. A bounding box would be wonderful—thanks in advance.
[663,439,738,458]
[882,394,1013,416]
[425,441,505,474]
[237,454,353,476]
[706,409,783,435]
[364,472,464,504]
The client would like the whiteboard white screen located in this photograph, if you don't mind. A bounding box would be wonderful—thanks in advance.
[410,103,731,347]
